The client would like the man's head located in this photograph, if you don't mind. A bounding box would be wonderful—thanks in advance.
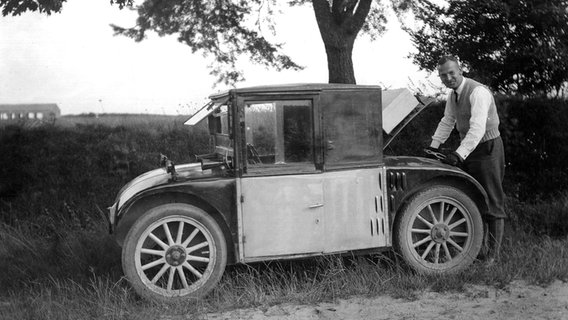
[437,55,463,89]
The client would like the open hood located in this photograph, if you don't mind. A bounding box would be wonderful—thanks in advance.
[184,96,230,126]
[382,88,435,149]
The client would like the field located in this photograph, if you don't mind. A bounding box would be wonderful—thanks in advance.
[0,112,567,319]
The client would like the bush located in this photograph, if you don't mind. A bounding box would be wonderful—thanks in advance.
[0,118,209,230]
[499,97,568,199]
[387,97,568,200]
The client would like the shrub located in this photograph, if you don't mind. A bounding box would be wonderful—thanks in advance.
[387,97,568,200]
[0,117,209,230]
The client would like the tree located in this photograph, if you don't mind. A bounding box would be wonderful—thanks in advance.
[111,0,391,85]
[1,0,393,85]
[403,0,568,96]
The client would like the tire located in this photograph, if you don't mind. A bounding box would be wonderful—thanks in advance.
[393,185,483,274]
[122,203,227,303]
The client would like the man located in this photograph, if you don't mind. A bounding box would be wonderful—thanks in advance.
[428,55,506,262]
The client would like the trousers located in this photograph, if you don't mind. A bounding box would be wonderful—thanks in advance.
[462,136,506,220]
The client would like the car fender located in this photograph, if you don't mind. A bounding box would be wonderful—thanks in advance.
[113,178,239,264]
[384,156,489,231]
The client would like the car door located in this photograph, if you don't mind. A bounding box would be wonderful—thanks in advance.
[240,174,323,258]
[322,167,389,252]
[319,88,389,252]
[238,98,324,259]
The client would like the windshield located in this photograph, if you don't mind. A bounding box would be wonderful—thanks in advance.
[187,96,234,168]
[184,96,230,126]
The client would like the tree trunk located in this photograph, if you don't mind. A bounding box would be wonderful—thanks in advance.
[324,42,356,84]
[311,0,372,85]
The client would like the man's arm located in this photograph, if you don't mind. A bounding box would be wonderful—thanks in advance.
[455,87,492,159]
[430,100,456,149]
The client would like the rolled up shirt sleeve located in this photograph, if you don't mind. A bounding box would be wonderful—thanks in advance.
[430,99,456,149]
[455,87,492,159]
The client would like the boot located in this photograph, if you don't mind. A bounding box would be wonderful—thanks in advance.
[487,218,505,263]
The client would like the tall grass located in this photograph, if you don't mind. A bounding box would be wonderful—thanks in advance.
[506,193,568,237]
[1,212,567,319]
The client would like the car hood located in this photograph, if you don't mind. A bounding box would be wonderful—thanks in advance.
[382,88,436,149]
[384,155,458,169]
[113,163,204,211]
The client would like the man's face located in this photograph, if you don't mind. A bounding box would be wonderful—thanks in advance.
[438,60,463,89]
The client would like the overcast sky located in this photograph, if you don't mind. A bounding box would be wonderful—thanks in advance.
[0,1,438,115]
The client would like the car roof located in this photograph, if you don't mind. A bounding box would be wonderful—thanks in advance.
[209,83,381,99]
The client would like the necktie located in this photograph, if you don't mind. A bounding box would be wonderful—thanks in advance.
[454,90,458,103]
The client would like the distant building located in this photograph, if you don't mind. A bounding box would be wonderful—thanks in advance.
[0,104,60,124]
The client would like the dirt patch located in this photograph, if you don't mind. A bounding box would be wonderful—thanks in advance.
[201,280,568,320]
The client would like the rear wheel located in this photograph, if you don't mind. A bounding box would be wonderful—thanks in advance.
[122,203,227,302]
[394,185,483,273]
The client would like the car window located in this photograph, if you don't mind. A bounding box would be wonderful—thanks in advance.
[321,90,382,168]
[244,100,314,171]
[216,104,230,135]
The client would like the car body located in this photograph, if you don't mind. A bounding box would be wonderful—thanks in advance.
[108,84,488,302]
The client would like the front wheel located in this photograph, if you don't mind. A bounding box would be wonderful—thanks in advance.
[122,203,227,303]
[394,185,483,274]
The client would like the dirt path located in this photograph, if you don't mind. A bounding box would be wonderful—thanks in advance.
[202,280,568,320]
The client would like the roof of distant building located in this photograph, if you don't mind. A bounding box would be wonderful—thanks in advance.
[0,104,61,115]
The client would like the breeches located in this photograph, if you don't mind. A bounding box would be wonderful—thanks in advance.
[462,136,506,220]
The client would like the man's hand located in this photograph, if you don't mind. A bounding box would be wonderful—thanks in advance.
[441,151,463,167]
[424,146,446,160]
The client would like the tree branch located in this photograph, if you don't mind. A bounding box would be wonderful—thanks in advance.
[312,0,336,41]
[345,0,372,34]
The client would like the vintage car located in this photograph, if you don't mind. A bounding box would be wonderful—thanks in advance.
[108,84,487,302]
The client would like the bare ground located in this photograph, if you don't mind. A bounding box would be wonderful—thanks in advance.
[199,280,568,320]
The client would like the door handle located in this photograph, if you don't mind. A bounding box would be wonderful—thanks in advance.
[308,203,324,209]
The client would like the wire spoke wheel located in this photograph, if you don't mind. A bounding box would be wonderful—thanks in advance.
[409,199,472,265]
[394,186,483,273]
[135,216,214,296]
[122,204,226,302]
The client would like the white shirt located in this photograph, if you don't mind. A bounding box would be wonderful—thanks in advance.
[430,78,493,160]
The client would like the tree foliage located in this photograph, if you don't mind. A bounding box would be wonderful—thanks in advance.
[403,0,568,96]
[111,0,390,85]
[111,1,309,85]
[2,0,394,85]
[0,0,131,16]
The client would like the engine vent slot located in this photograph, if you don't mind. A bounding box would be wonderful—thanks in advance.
[388,171,407,191]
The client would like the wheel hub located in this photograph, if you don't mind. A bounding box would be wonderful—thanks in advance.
[431,224,450,243]
[165,245,187,266]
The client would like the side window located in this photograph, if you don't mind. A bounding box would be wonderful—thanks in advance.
[245,100,313,169]
[322,91,382,167]
[219,105,229,135]
[211,104,230,135]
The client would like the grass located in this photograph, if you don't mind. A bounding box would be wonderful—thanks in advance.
[506,193,568,237]
[0,208,567,319]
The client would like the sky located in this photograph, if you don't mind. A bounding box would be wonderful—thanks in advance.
[0,1,439,115]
